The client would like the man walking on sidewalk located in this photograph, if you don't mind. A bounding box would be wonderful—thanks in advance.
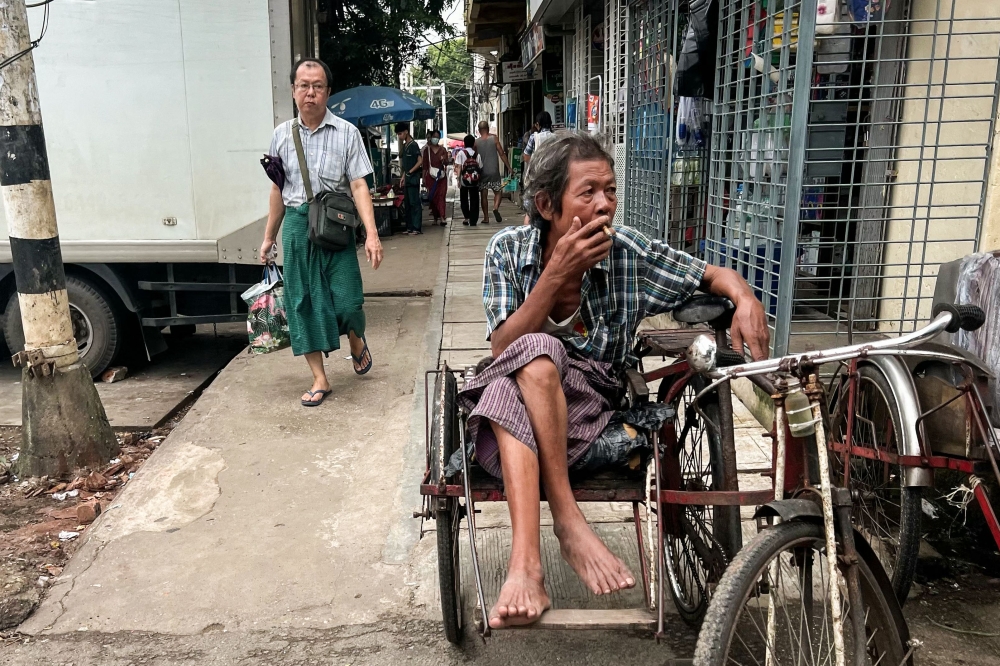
[475,120,511,224]
[396,122,424,235]
[455,134,482,226]
[260,58,383,407]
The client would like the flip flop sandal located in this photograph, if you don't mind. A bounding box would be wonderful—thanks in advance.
[301,389,331,407]
[493,210,502,223]
[352,340,373,375]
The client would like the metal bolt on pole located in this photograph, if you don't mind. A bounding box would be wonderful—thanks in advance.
[0,0,117,478]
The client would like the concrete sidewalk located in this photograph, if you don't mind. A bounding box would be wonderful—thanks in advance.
[17,210,451,639]
[21,295,434,635]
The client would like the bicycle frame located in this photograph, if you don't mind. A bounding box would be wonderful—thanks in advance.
[830,355,1000,551]
[693,309,995,666]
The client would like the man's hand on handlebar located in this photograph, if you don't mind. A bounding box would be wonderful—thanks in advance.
[730,297,769,362]
[701,265,770,361]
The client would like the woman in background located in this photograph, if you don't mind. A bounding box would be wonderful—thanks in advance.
[422,129,450,226]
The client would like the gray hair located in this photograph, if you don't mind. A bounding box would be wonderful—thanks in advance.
[525,131,615,233]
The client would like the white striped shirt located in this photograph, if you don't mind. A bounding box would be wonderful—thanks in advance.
[269,109,373,207]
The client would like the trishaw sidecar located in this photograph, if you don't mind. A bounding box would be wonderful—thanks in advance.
[415,296,775,644]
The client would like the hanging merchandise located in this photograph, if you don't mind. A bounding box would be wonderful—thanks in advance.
[815,0,837,34]
[587,94,601,132]
[816,1,851,74]
[675,96,710,149]
[772,11,800,50]
[848,0,885,23]
[675,0,719,98]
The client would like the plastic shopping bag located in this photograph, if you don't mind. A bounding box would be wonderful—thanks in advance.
[241,264,290,354]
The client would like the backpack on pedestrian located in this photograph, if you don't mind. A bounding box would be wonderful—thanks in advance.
[460,149,481,188]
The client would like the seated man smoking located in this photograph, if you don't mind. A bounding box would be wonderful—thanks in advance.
[457,132,770,629]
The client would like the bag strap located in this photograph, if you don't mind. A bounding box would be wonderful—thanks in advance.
[290,118,314,203]
[263,262,282,285]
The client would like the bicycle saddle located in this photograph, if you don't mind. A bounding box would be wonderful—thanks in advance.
[673,294,735,329]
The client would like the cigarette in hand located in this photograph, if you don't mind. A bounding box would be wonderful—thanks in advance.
[603,225,616,238]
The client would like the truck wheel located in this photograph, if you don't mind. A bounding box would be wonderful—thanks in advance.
[3,276,123,378]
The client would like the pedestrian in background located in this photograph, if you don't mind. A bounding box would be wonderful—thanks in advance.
[475,120,512,225]
[522,111,554,184]
[422,129,450,227]
[454,134,482,226]
[395,122,423,235]
[260,58,383,407]
[521,111,555,225]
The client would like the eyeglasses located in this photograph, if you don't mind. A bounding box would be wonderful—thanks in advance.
[293,83,328,93]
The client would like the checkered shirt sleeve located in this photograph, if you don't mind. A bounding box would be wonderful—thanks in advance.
[482,235,524,339]
[641,236,706,316]
[615,227,706,317]
[523,133,536,156]
[343,124,374,183]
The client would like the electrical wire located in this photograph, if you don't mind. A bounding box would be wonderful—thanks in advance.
[0,1,50,72]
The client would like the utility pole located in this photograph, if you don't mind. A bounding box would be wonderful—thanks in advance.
[1,0,117,478]
[440,83,448,141]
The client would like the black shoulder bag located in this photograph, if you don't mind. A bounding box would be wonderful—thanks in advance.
[291,118,361,252]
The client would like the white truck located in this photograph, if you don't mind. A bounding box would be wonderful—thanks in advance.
[0,0,320,376]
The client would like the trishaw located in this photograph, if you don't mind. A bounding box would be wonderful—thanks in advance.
[416,293,991,665]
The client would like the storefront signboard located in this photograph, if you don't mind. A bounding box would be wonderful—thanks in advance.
[521,23,545,68]
[500,60,542,84]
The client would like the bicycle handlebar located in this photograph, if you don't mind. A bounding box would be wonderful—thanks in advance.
[707,305,978,382]
[932,302,986,333]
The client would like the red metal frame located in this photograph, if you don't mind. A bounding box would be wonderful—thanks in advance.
[657,488,775,506]
[975,483,1000,550]
[827,441,989,475]
[831,361,1000,552]
[418,480,647,503]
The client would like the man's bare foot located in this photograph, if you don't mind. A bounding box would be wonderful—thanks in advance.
[554,518,635,595]
[488,570,550,628]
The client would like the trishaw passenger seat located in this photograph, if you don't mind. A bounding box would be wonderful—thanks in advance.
[673,293,735,330]
[474,356,494,376]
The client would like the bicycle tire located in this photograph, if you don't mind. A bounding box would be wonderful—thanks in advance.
[694,520,908,666]
[831,364,921,603]
[429,370,463,643]
[658,374,739,625]
[436,502,463,644]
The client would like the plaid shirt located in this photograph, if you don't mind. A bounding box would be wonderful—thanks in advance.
[270,109,373,207]
[483,224,706,372]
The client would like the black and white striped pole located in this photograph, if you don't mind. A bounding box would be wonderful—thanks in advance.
[1,0,116,478]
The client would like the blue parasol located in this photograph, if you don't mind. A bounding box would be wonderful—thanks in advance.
[327,86,436,128]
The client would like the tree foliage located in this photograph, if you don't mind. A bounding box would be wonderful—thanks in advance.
[318,0,454,92]
[410,37,474,136]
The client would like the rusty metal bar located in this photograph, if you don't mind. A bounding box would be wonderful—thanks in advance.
[654,488,774,506]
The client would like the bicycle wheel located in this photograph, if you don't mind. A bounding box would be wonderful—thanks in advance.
[831,364,921,603]
[430,370,463,643]
[658,375,739,625]
[694,520,908,666]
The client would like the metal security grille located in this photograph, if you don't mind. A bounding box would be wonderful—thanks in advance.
[564,8,584,130]
[625,0,710,255]
[706,0,1000,355]
[614,143,627,225]
[605,0,629,143]
[575,8,592,131]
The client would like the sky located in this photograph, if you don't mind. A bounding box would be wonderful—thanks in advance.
[421,0,467,49]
